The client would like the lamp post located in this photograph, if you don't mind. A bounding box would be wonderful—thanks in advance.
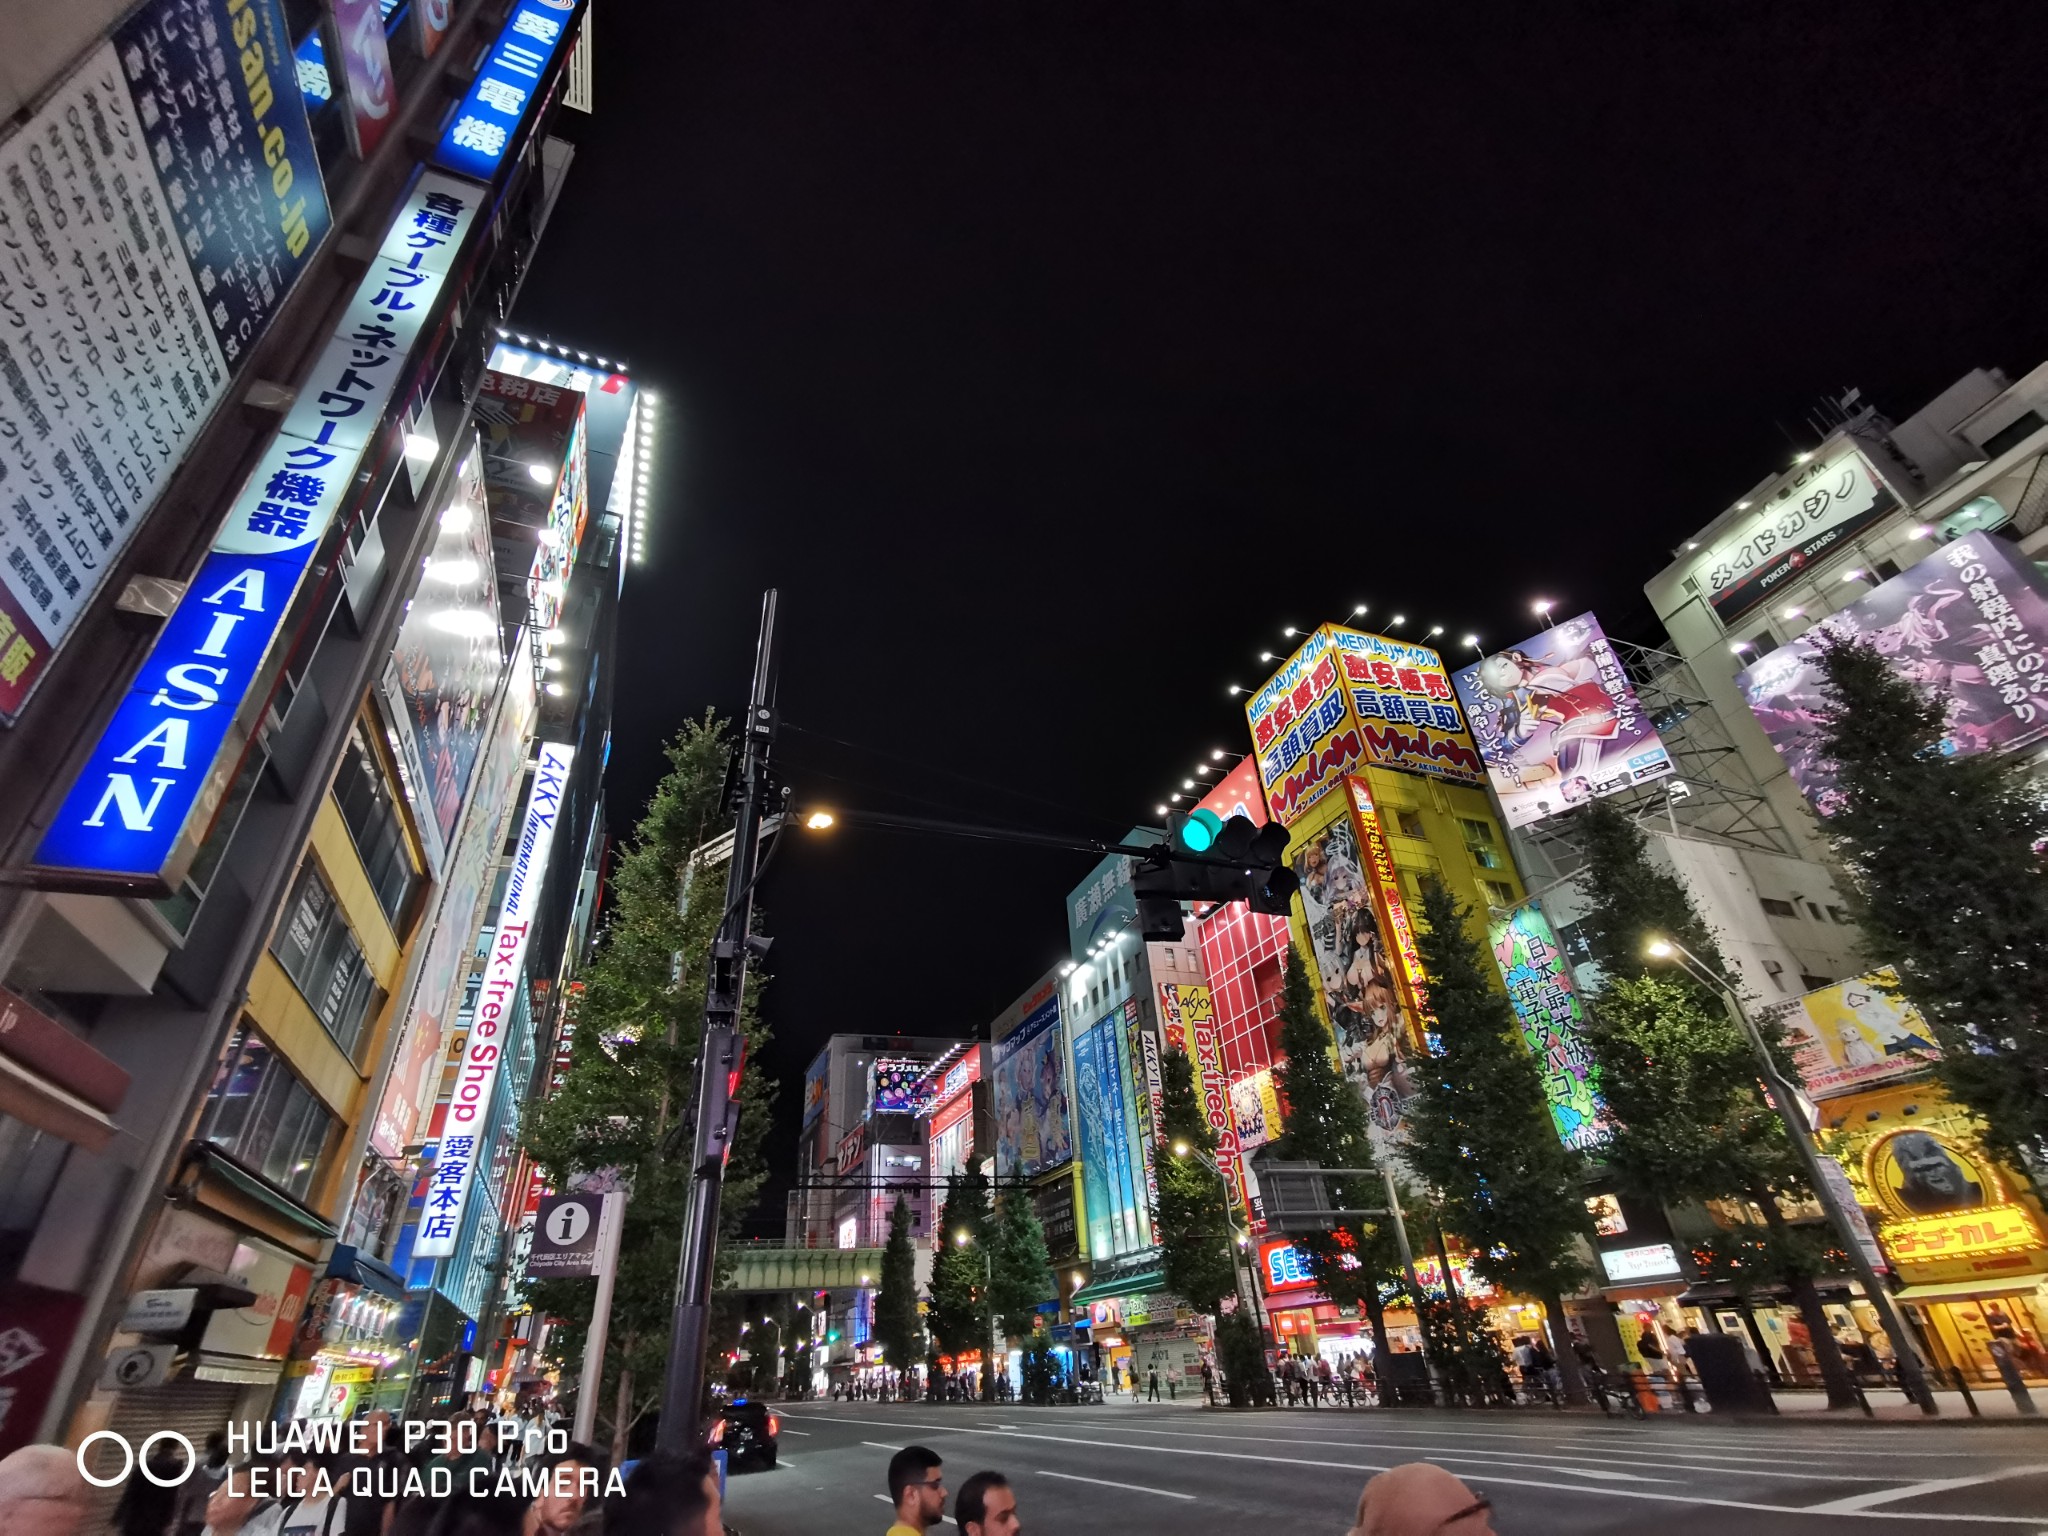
[957,1228,999,1401]
[1172,1140,1272,1352]
[1645,935,1937,1415]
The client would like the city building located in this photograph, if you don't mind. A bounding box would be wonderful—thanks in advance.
[0,0,609,1461]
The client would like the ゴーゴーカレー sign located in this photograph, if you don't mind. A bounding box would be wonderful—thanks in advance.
[414,742,576,1259]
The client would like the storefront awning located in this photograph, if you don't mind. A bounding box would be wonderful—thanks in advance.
[1679,1276,1857,1306]
[1893,1277,2045,1305]
[0,1048,120,1151]
[327,1243,408,1301]
[190,1144,337,1242]
[1071,1268,1164,1306]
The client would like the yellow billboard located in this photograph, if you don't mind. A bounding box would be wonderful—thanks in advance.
[1247,624,1483,825]
[1765,968,1938,1100]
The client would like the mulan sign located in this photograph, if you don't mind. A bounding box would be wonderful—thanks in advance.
[34,171,484,888]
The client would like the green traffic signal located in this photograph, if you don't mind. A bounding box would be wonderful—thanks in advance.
[1178,808,1223,853]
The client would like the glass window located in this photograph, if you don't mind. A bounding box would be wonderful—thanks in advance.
[1459,818,1495,846]
[197,1024,335,1201]
[1396,809,1425,839]
[1758,897,1798,918]
[333,724,423,933]
[272,862,384,1057]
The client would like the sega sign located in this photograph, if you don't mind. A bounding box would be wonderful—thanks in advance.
[34,173,484,889]
[431,0,580,184]
[1259,1239,1318,1295]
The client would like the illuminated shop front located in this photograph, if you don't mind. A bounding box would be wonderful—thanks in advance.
[1819,1082,2048,1386]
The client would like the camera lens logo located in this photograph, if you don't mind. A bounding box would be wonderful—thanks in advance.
[78,1430,197,1489]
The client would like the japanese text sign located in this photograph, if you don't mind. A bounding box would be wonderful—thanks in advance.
[1452,612,1673,828]
[35,172,483,886]
[1488,902,1606,1150]
[1694,448,1898,622]
[1881,1206,2043,1267]
[1247,625,1482,825]
[431,0,580,184]
[414,741,575,1258]
[1735,532,2048,816]
[1762,968,1939,1101]
[0,0,329,718]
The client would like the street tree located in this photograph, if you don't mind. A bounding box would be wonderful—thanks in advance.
[1406,879,1593,1404]
[521,716,774,1459]
[988,1184,1056,1335]
[1805,629,2048,1167]
[1271,946,1403,1363]
[1575,799,1861,1408]
[927,1168,992,1392]
[1151,1044,1240,1315]
[872,1195,923,1395]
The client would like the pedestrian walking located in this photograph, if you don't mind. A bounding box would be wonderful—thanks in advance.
[1147,1367,1160,1401]
[1347,1463,1494,1536]
[954,1471,1020,1536]
[1201,1359,1216,1405]
[885,1445,947,1536]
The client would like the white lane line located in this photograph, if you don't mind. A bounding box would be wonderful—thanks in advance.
[1038,1469,1196,1501]
[863,1441,906,1451]
[777,1428,813,1436]
[873,1493,955,1524]
[1805,1468,2048,1514]
[803,1412,2046,1523]
[1039,1421,1889,1482]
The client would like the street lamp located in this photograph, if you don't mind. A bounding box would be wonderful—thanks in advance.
[803,810,835,831]
[1644,934,1937,1414]
[956,1228,1000,1400]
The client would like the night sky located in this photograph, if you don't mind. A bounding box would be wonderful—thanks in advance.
[512,3,2048,1221]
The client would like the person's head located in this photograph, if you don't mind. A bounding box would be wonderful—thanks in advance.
[0,1444,91,1536]
[888,1445,945,1527]
[1349,1463,1493,1536]
[955,1471,1018,1536]
[203,1431,229,1466]
[522,1445,598,1536]
[616,1451,719,1536]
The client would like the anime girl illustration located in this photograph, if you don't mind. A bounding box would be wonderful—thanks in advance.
[1475,644,1622,786]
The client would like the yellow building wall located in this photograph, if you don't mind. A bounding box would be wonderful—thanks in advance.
[1360,764,1524,955]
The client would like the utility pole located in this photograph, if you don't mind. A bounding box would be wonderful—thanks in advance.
[657,591,781,1453]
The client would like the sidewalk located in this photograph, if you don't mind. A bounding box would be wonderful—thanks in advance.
[1769,1385,2044,1422]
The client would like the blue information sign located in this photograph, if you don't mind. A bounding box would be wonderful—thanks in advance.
[430,0,580,183]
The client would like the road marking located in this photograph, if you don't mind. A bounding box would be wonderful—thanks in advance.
[1804,1468,2047,1514]
[873,1493,955,1524]
[796,1412,2048,1523]
[1040,1421,1888,1482]
[862,1441,905,1451]
[778,1427,812,1436]
[1037,1469,1196,1501]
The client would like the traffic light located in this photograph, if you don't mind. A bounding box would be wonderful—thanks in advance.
[1132,813,1296,940]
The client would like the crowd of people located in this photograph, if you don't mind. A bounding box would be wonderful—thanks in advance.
[881,1443,1497,1536]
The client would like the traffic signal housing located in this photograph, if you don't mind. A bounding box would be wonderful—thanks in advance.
[1132,812,1297,941]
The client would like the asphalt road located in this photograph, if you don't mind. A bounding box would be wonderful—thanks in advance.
[724,1399,2048,1535]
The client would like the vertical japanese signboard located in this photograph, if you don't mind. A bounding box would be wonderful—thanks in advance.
[1073,1005,1143,1261]
[415,741,575,1259]
[992,993,1072,1178]
[327,0,398,157]
[1488,902,1605,1150]
[1452,612,1673,828]
[0,0,331,719]
[431,0,580,184]
[35,172,483,887]
[1174,983,1247,1213]
[1735,532,2048,815]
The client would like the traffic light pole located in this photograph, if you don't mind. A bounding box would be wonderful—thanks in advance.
[658,589,780,1455]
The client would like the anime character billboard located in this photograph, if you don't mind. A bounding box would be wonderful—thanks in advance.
[1734,532,2048,814]
[1452,612,1674,828]
[1762,968,1938,1100]
[992,994,1074,1178]
[1289,792,1420,1166]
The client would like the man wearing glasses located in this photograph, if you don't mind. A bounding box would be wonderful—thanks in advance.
[886,1445,947,1536]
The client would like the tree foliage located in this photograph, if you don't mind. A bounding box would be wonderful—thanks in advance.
[1573,800,1858,1406]
[519,716,774,1451]
[1405,880,1592,1400]
[926,1169,991,1362]
[872,1196,922,1378]
[1806,630,2048,1166]
[1151,1045,1239,1315]
[988,1184,1056,1336]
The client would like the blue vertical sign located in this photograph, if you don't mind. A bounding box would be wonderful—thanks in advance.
[1074,1010,1143,1261]
[35,173,487,886]
[430,0,580,184]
